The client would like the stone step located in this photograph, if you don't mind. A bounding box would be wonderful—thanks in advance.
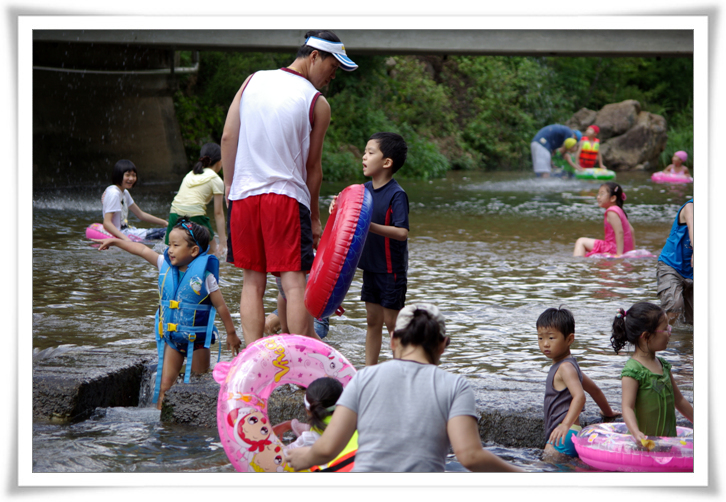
[33,347,692,449]
[32,346,155,423]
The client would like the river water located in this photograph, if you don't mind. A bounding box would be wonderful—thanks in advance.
[31,170,695,473]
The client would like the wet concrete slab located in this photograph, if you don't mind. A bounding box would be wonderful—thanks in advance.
[32,346,155,423]
[33,347,692,449]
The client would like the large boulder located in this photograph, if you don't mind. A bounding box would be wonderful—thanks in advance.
[565,108,598,132]
[594,100,641,141]
[600,111,668,170]
[566,100,667,170]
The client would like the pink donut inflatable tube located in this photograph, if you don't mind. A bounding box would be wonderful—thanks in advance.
[587,249,657,260]
[305,184,372,319]
[213,334,356,472]
[651,172,693,184]
[573,422,694,472]
[85,223,144,242]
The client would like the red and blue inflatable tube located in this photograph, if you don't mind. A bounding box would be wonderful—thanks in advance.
[305,184,373,319]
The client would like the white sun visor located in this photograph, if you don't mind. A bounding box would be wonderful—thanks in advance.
[304,36,358,71]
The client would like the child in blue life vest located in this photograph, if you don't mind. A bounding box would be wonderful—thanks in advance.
[330,132,410,366]
[95,217,241,410]
[537,307,620,461]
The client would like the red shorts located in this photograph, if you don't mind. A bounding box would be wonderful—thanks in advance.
[227,194,314,273]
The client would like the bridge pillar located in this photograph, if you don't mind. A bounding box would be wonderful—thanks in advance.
[33,42,189,186]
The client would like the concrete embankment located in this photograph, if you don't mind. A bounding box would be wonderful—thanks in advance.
[33,346,155,423]
[32,347,691,449]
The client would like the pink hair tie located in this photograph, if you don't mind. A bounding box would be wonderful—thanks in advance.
[621,192,627,201]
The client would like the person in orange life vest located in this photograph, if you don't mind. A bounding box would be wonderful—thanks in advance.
[576,125,607,170]
[661,150,691,178]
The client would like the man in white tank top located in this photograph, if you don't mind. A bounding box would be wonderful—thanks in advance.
[221,31,357,345]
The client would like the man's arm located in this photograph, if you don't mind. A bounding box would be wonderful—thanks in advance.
[306,96,332,249]
[220,75,252,205]
[681,202,694,266]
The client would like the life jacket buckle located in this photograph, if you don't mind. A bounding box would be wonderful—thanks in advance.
[170,300,179,309]
[188,334,196,341]
[167,323,177,332]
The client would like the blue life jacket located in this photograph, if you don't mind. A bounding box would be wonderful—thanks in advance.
[658,199,693,280]
[152,248,220,403]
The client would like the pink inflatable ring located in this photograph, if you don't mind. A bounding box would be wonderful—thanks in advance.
[213,334,356,472]
[85,222,144,242]
[572,422,694,472]
[651,172,693,184]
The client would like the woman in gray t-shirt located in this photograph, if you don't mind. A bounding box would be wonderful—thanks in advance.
[285,304,522,473]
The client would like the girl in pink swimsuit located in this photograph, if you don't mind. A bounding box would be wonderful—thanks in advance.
[573,182,635,257]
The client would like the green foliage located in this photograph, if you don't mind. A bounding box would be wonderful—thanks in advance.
[541,56,694,117]
[449,56,572,169]
[660,100,694,170]
[172,49,693,178]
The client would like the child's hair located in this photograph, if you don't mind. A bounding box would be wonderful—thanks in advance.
[611,302,666,354]
[601,182,628,218]
[173,217,211,251]
[392,304,447,364]
[305,377,344,431]
[193,143,222,175]
[369,132,408,173]
[536,306,575,337]
[111,159,138,186]
[296,30,341,60]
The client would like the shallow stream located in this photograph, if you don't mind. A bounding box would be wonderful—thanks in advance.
[31,170,695,473]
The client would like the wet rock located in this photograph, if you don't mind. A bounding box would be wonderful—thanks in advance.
[594,100,641,141]
[33,346,155,423]
[599,112,667,171]
[565,108,598,132]
[161,373,307,429]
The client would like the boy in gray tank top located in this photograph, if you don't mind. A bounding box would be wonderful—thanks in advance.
[537,307,621,461]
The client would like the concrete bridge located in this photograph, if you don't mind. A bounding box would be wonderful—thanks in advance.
[33,29,693,186]
[34,29,694,57]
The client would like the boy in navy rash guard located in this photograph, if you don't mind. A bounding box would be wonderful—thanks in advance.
[330,132,409,366]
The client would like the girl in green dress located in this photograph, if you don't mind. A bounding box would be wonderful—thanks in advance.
[611,302,693,442]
